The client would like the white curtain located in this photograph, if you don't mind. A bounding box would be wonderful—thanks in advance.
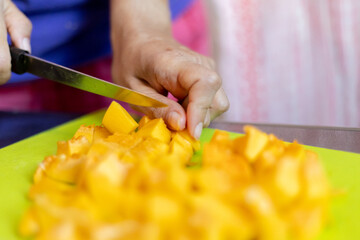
[205,0,360,127]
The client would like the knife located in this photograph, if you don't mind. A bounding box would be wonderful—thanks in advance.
[9,46,167,108]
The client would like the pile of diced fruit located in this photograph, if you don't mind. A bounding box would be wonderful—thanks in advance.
[19,101,331,240]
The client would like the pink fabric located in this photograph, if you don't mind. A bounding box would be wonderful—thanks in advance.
[0,0,209,113]
[172,0,210,56]
[207,0,360,127]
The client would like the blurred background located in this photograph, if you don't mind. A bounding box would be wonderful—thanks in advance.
[204,0,360,127]
[1,0,359,147]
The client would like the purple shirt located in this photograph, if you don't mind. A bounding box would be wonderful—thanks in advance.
[10,0,194,83]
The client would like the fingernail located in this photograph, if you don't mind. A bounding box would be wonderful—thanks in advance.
[194,122,203,140]
[204,110,211,127]
[168,112,185,130]
[21,38,31,53]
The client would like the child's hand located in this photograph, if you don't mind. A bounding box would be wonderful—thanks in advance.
[0,0,32,85]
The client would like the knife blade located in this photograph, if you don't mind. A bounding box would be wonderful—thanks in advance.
[10,46,167,108]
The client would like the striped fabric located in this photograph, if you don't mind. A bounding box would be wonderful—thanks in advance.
[206,0,360,127]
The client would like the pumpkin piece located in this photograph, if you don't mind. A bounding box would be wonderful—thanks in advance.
[18,208,39,238]
[169,133,193,164]
[147,195,182,226]
[29,174,75,201]
[39,155,84,184]
[56,136,90,157]
[93,126,111,142]
[253,136,285,175]
[73,124,95,143]
[121,138,169,163]
[167,161,190,194]
[274,156,301,206]
[191,195,255,240]
[210,130,233,148]
[287,205,327,240]
[136,118,171,143]
[84,153,128,202]
[91,222,141,240]
[36,220,82,240]
[261,145,304,207]
[106,132,143,153]
[138,115,151,129]
[33,155,55,184]
[177,130,201,151]
[243,185,287,240]
[301,151,330,202]
[241,126,269,162]
[86,139,120,159]
[194,168,233,195]
[102,101,138,134]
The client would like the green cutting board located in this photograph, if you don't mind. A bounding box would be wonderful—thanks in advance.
[0,110,359,239]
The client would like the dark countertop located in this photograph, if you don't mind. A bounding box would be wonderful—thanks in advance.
[0,111,80,148]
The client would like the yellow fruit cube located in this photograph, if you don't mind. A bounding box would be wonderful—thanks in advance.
[102,101,138,134]
[243,185,287,240]
[18,208,39,237]
[302,151,330,201]
[178,130,201,151]
[138,115,151,129]
[169,132,193,163]
[93,126,111,142]
[136,118,171,143]
[56,136,90,157]
[147,195,182,225]
[39,155,83,184]
[73,124,95,143]
[241,126,269,162]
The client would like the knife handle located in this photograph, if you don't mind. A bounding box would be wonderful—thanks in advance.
[10,46,29,74]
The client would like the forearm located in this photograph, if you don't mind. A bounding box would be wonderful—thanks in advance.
[110,0,229,138]
[110,0,172,48]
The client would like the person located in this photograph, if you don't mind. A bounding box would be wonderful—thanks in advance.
[0,0,229,139]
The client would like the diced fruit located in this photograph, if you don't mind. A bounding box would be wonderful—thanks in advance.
[301,151,330,201]
[169,133,193,164]
[242,125,269,161]
[21,103,331,240]
[136,118,171,143]
[18,208,39,237]
[138,115,151,129]
[93,126,111,142]
[178,130,201,151]
[73,124,95,143]
[57,136,90,156]
[102,101,138,134]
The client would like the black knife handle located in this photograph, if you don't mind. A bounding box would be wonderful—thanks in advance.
[10,46,29,74]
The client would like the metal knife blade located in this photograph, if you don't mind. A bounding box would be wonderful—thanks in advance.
[10,46,167,108]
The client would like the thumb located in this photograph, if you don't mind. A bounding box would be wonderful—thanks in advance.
[128,79,186,131]
[4,0,32,52]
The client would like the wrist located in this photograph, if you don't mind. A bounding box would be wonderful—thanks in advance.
[110,0,172,51]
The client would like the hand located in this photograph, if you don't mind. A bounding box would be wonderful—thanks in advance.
[0,0,32,85]
[112,35,229,139]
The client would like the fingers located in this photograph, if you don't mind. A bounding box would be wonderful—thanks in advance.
[181,87,229,128]
[208,87,230,123]
[0,0,32,85]
[112,38,228,139]
[0,2,11,84]
[127,77,187,131]
[140,55,225,139]
[178,63,222,139]
[4,0,32,52]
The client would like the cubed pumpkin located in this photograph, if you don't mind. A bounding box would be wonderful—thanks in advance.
[102,101,138,134]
